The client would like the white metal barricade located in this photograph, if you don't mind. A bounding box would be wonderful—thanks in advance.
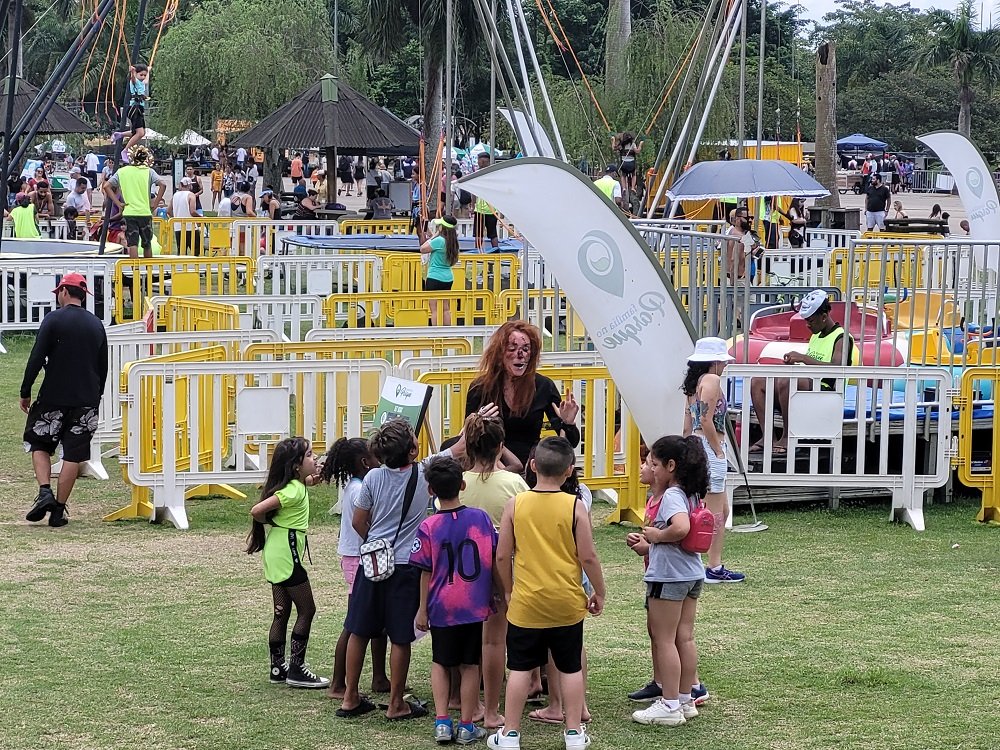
[78,327,284,481]
[726,364,952,530]
[760,248,829,287]
[806,228,858,250]
[147,294,323,341]
[455,217,512,240]
[305,324,499,352]
[231,219,341,258]
[0,257,117,352]
[121,357,393,529]
[257,253,383,297]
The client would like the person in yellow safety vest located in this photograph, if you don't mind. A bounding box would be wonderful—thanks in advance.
[594,165,622,207]
[473,151,500,251]
[8,193,41,238]
[748,290,859,456]
[101,144,166,259]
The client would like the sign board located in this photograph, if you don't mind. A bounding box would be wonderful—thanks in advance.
[373,376,433,436]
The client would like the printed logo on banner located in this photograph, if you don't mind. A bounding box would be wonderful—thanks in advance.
[966,167,984,199]
[577,230,668,350]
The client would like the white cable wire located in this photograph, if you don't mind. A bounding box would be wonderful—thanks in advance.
[0,0,63,65]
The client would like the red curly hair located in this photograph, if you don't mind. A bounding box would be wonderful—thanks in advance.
[470,320,542,417]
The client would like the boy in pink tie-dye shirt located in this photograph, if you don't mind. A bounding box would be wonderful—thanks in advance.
[414,456,498,745]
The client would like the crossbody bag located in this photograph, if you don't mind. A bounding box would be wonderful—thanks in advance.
[359,464,419,582]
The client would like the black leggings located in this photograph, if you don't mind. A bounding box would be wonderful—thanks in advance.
[268,579,316,666]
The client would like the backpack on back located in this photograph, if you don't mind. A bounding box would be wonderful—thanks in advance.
[681,496,716,554]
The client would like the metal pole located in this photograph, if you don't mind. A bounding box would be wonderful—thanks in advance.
[333,0,339,75]
[0,0,23,254]
[737,0,747,158]
[755,0,765,159]
[98,0,151,255]
[504,0,536,121]
[514,0,567,161]
[489,0,496,163]
[444,0,453,213]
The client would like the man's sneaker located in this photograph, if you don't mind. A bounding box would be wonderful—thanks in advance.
[435,721,454,744]
[704,565,746,584]
[692,682,710,706]
[628,679,661,702]
[269,662,288,684]
[26,487,57,522]
[48,502,68,528]
[285,662,330,689]
[456,724,487,745]
[563,728,591,749]
[486,728,520,750]
[632,698,686,726]
[680,701,699,720]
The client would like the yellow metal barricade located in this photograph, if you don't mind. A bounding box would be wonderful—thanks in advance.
[497,289,592,352]
[157,297,240,332]
[162,217,241,256]
[380,252,520,297]
[341,218,411,235]
[414,364,642,513]
[956,366,1000,523]
[322,290,499,328]
[106,345,241,523]
[829,244,926,294]
[114,256,255,322]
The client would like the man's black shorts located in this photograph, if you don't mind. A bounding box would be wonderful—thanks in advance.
[345,564,420,645]
[23,403,99,463]
[475,212,499,242]
[506,620,584,674]
[125,216,154,251]
[127,104,146,133]
[431,621,484,667]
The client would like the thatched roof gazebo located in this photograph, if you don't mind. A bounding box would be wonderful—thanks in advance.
[0,78,95,137]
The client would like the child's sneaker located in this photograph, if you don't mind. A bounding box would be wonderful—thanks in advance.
[120,148,130,164]
[487,728,520,750]
[680,700,699,719]
[285,662,330,689]
[457,724,487,745]
[435,720,454,744]
[563,728,591,748]
[269,661,288,684]
[692,682,710,706]
[704,564,745,583]
[627,679,661,702]
[111,131,123,145]
[632,698,686,726]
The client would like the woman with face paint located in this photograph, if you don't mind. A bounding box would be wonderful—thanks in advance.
[464,320,580,467]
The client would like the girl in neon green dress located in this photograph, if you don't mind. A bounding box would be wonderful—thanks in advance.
[247,437,329,689]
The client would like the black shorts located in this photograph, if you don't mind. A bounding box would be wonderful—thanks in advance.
[506,621,584,674]
[127,104,146,133]
[431,622,484,667]
[125,216,154,251]
[475,212,499,242]
[619,159,637,175]
[23,403,99,463]
[276,561,309,587]
[423,278,453,292]
[345,564,420,645]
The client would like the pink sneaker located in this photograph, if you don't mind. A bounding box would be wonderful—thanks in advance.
[120,148,130,164]
[111,131,123,145]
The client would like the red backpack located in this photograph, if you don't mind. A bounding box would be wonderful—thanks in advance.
[681,496,716,554]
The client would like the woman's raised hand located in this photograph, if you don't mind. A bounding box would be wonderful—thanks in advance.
[478,402,500,420]
[555,392,579,424]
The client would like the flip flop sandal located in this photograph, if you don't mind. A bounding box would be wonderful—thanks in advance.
[526,691,546,706]
[336,697,377,718]
[528,710,564,725]
[387,700,429,721]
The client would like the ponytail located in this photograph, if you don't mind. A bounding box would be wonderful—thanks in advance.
[649,434,710,498]
[681,361,712,397]
[463,412,505,481]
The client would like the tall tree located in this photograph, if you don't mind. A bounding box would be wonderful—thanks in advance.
[814,41,839,208]
[916,0,1000,138]
[605,0,631,97]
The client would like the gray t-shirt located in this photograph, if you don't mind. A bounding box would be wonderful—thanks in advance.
[643,487,705,583]
[354,450,452,564]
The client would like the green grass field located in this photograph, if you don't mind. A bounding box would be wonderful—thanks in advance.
[0,333,998,750]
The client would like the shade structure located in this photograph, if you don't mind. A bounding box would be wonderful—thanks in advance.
[232,76,419,156]
[172,129,211,146]
[0,78,94,136]
[665,159,831,201]
[837,133,888,151]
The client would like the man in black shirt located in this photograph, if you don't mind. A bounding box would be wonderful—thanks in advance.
[865,173,891,232]
[20,273,109,527]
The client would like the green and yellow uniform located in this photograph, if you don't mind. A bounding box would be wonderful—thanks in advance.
[262,479,310,584]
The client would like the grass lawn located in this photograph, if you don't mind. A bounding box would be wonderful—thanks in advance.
[0,333,998,750]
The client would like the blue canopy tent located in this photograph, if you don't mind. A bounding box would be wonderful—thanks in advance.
[837,133,888,151]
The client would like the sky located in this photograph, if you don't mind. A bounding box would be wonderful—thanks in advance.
[800,0,953,24]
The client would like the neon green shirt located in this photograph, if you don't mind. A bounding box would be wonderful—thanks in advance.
[11,204,40,238]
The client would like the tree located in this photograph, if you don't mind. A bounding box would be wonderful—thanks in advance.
[814,41,839,208]
[154,0,333,134]
[916,0,1000,138]
[605,0,631,96]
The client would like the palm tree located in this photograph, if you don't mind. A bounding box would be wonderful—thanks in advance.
[916,0,1000,138]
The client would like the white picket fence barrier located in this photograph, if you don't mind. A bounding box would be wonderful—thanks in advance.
[725,364,953,530]
[230,219,341,258]
[146,294,324,341]
[760,247,829,288]
[806,227,859,250]
[121,358,394,528]
[0,257,118,352]
[256,253,383,297]
[304,324,500,352]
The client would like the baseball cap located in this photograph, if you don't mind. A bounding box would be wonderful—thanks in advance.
[798,289,828,319]
[688,337,735,363]
[605,164,618,173]
[53,272,92,295]
[180,177,192,186]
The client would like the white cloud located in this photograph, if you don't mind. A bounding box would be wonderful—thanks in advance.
[800,0,961,24]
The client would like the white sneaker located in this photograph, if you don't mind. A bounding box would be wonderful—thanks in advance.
[631,698,687,726]
[680,701,699,720]
[487,728,520,750]
[564,727,591,748]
